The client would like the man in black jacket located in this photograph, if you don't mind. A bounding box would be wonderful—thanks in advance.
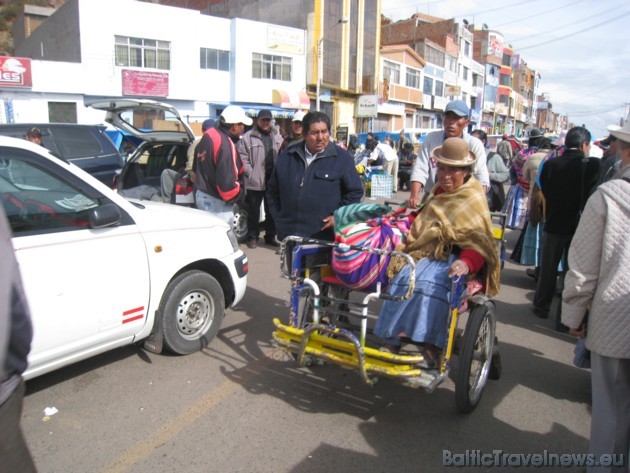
[266,111,363,241]
[533,126,600,327]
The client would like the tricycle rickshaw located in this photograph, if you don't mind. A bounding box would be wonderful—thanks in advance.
[272,212,506,413]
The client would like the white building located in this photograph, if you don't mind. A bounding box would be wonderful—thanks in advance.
[3,0,308,126]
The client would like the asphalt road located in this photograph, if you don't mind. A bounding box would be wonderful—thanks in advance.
[21,194,592,473]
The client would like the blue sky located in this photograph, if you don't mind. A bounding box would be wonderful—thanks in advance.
[382,0,630,139]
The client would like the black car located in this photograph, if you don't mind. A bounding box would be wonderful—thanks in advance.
[0,123,124,186]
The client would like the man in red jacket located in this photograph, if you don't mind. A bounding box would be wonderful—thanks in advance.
[193,105,251,224]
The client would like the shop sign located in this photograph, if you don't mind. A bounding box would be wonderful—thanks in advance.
[0,57,32,88]
[122,70,169,97]
[357,95,378,117]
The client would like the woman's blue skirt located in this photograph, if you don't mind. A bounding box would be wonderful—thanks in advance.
[503,185,528,230]
[374,255,460,349]
[520,221,541,266]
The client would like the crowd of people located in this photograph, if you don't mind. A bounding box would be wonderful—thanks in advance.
[2,98,627,472]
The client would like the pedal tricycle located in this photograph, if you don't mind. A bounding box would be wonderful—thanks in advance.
[272,218,505,413]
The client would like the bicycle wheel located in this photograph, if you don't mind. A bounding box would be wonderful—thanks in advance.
[455,302,496,413]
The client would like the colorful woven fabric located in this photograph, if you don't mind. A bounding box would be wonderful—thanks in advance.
[333,203,391,229]
[332,204,413,291]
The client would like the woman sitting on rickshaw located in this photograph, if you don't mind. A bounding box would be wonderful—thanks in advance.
[374,137,501,366]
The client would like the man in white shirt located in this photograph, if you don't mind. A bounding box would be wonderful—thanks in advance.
[370,139,399,192]
[408,100,489,207]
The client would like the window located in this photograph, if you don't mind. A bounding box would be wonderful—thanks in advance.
[462,66,469,81]
[48,102,77,123]
[115,35,170,70]
[405,67,421,89]
[200,48,229,71]
[434,80,444,97]
[463,41,471,57]
[445,55,457,73]
[383,60,400,84]
[0,149,99,234]
[252,53,292,81]
[425,46,445,67]
[423,76,433,95]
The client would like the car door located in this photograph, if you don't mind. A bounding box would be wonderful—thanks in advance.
[0,144,150,376]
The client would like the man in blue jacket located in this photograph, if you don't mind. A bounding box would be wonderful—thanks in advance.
[267,111,364,241]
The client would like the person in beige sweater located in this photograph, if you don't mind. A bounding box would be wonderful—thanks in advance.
[561,123,630,473]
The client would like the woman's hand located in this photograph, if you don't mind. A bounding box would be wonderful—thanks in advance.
[569,324,586,339]
[448,259,470,278]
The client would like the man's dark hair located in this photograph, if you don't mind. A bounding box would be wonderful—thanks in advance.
[403,142,414,151]
[302,111,330,134]
[471,129,487,144]
[565,126,592,149]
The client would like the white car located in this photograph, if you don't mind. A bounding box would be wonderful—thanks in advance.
[0,135,248,379]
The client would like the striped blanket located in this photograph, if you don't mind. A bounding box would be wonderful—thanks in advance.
[332,203,413,291]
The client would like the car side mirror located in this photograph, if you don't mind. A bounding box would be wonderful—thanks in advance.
[89,203,121,229]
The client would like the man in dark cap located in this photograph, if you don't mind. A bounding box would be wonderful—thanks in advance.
[238,109,284,249]
[25,127,42,146]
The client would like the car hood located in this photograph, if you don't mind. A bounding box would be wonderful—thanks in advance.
[88,99,195,143]
[126,198,231,232]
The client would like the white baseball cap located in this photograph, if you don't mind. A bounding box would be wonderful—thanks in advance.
[220,105,253,126]
[292,110,307,122]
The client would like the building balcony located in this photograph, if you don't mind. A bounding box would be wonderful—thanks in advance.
[378,82,423,106]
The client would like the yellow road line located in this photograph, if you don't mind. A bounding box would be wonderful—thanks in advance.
[99,353,269,473]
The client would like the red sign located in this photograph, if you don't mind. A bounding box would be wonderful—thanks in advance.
[122,69,169,97]
[0,57,32,88]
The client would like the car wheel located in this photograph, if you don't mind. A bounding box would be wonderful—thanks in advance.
[232,204,249,243]
[160,270,225,355]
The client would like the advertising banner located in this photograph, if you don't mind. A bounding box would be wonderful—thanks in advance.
[0,57,32,88]
[122,70,169,97]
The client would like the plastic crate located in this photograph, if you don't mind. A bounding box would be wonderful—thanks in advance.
[370,174,393,198]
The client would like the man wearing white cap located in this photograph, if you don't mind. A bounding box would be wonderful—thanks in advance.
[594,125,622,186]
[407,99,489,206]
[282,110,306,150]
[561,118,630,473]
[193,105,252,224]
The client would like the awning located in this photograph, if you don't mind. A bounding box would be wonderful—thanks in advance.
[272,89,311,109]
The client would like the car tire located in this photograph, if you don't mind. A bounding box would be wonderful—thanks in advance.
[160,270,225,355]
[232,204,249,243]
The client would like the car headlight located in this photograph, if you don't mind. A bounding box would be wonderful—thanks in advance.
[227,228,239,252]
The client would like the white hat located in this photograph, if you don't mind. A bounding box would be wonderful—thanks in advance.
[292,110,307,122]
[220,105,253,126]
[610,118,630,144]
